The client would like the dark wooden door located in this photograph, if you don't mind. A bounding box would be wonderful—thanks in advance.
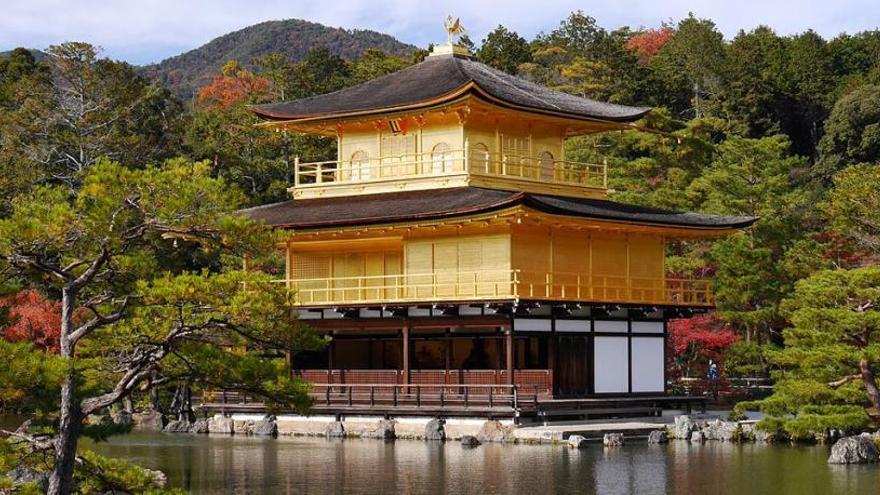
[554,336,591,397]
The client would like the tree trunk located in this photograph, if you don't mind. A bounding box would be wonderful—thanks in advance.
[48,289,80,495]
[48,374,81,495]
[860,358,880,413]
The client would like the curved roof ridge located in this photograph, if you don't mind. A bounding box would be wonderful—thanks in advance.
[251,55,650,122]
[240,187,757,230]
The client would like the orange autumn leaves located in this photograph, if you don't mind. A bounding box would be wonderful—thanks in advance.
[196,60,271,109]
[626,27,674,64]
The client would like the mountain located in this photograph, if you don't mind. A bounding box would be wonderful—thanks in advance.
[141,19,417,100]
[0,48,48,62]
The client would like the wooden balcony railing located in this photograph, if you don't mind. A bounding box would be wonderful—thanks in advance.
[293,149,607,190]
[198,383,537,415]
[276,270,713,307]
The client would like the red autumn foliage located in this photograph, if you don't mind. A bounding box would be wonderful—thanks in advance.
[626,28,674,64]
[1,289,62,352]
[196,60,271,109]
[667,312,739,380]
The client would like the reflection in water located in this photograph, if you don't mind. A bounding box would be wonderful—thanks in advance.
[82,432,880,495]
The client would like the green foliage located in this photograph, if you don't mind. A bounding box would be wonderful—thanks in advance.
[816,84,880,182]
[349,49,409,83]
[0,340,64,413]
[74,449,184,494]
[650,14,726,118]
[737,267,880,432]
[821,163,880,254]
[477,25,532,74]
[725,341,771,378]
[0,158,323,491]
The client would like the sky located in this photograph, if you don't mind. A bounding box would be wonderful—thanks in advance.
[3,0,879,65]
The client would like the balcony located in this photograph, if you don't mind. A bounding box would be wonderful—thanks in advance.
[276,270,713,307]
[291,149,607,199]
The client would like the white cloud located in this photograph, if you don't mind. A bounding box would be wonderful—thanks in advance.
[2,0,878,64]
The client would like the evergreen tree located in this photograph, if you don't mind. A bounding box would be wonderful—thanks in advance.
[0,159,323,494]
[736,267,880,437]
[815,84,880,182]
[476,25,532,74]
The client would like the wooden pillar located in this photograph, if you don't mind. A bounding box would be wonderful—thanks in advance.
[548,335,557,396]
[402,324,410,384]
[444,329,452,373]
[505,327,514,385]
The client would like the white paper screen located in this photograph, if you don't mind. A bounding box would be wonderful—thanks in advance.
[594,337,629,393]
[631,337,664,392]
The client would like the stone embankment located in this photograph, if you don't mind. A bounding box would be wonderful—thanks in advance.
[131,410,880,466]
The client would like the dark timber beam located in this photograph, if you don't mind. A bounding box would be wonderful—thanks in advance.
[402,323,410,385]
[505,326,514,385]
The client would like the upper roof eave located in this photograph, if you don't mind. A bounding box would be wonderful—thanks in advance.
[250,54,651,125]
[238,187,758,232]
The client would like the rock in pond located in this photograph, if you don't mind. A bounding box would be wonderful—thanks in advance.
[364,419,396,440]
[647,430,668,444]
[754,429,777,444]
[252,417,278,437]
[603,433,624,447]
[461,435,482,448]
[568,435,588,448]
[425,418,446,441]
[671,415,699,440]
[145,468,168,488]
[191,419,209,434]
[702,420,741,442]
[132,410,165,431]
[690,431,705,443]
[207,416,235,435]
[163,419,192,434]
[828,435,880,464]
[477,420,508,443]
[111,408,133,426]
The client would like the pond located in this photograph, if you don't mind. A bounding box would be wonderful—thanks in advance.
[80,432,880,494]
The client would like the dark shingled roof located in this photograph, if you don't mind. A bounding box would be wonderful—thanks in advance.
[251,54,651,122]
[239,187,757,230]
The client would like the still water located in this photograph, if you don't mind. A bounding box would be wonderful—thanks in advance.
[81,432,880,495]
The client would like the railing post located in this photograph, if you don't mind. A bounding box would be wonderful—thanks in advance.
[293,156,300,187]
[603,157,608,189]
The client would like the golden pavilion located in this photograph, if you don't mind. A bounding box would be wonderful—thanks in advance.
[240,34,755,419]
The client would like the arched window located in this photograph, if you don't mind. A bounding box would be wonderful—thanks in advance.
[540,151,554,181]
[350,150,370,181]
[431,142,454,174]
[470,143,489,173]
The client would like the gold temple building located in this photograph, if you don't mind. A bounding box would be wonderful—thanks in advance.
[241,35,755,420]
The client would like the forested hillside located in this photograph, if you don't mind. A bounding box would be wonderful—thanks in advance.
[141,18,416,99]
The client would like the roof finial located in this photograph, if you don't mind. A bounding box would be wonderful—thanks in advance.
[443,16,465,44]
[431,16,471,58]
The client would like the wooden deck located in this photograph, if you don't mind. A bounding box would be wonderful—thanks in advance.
[196,387,706,422]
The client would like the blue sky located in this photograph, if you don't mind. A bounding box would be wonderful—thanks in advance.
[3,0,879,65]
